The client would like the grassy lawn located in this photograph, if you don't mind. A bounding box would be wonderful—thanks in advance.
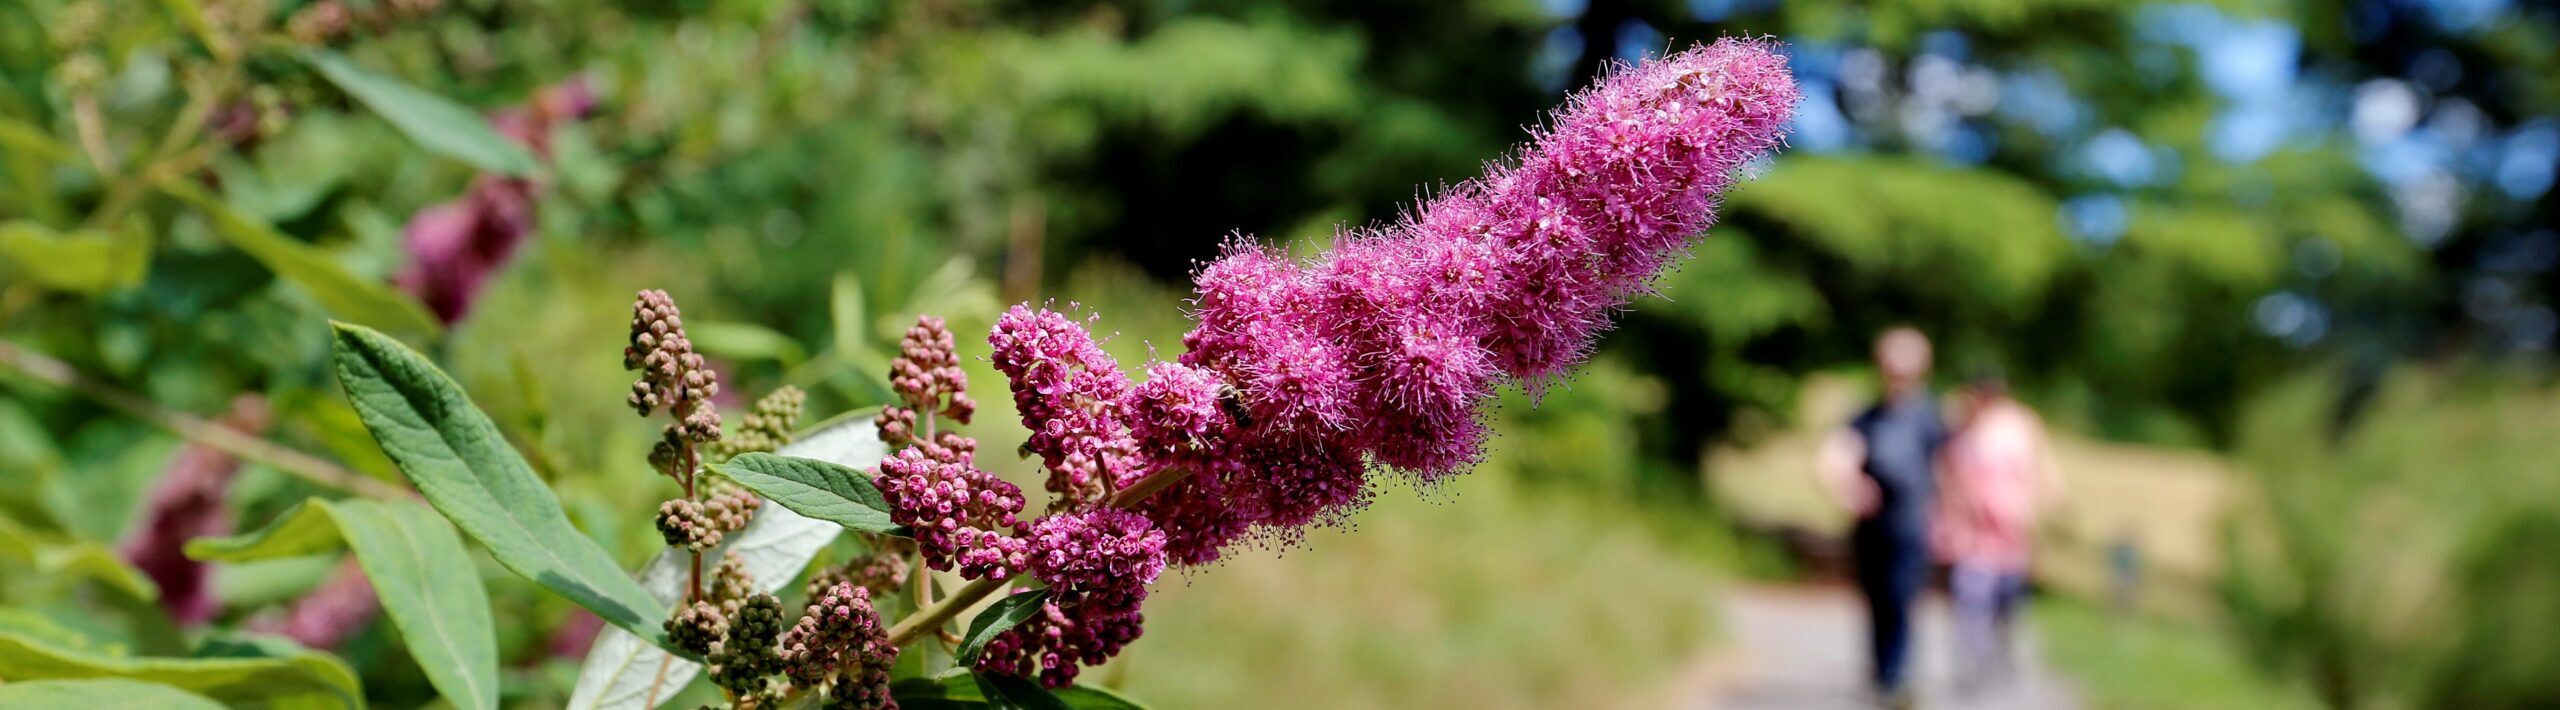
[1104,470,1733,709]
[2032,596,2319,710]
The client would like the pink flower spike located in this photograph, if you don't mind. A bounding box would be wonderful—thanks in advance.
[1130,38,1796,564]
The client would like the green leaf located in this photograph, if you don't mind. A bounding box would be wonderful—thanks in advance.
[0,630,363,709]
[184,500,345,562]
[328,322,673,654]
[955,588,1049,663]
[885,660,1148,710]
[0,219,151,294]
[831,272,870,355]
[975,672,1072,710]
[300,51,537,176]
[0,116,77,165]
[0,678,226,709]
[35,543,162,602]
[179,499,500,710]
[710,453,904,534]
[158,181,441,337]
[890,675,985,709]
[331,500,500,710]
[0,515,158,601]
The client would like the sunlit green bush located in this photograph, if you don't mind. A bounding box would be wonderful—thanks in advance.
[2224,369,2560,708]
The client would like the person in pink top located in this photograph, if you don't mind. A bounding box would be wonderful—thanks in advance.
[1935,374,2063,689]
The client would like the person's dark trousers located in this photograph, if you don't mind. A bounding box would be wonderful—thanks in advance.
[1853,519,1929,694]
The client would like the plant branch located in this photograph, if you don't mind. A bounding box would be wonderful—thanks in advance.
[884,574,1003,649]
[911,553,932,609]
[70,95,118,176]
[0,339,409,500]
[1108,464,1193,508]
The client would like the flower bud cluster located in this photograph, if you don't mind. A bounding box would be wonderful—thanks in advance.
[875,448,1027,580]
[647,427,686,480]
[708,593,789,694]
[872,407,918,447]
[1123,362,1227,454]
[823,668,898,710]
[875,316,973,448]
[655,484,759,551]
[893,316,975,422]
[710,550,756,609]
[970,499,1169,688]
[915,431,977,462]
[987,305,1142,507]
[624,289,722,442]
[713,386,806,460]
[973,591,1145,689]
[779,583,894,693]
[668,600,728,656]
[806,544,913,599]
[1021,509,1165,604]
[665,550,761,656]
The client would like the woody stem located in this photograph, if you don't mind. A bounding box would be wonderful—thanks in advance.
[677,400,703,604]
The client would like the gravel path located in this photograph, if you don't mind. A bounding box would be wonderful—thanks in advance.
[1691,584,2080,710]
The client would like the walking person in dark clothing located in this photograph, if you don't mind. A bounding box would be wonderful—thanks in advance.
[1818,327,1947,708]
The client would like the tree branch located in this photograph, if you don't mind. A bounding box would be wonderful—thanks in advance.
[0,339,408,500]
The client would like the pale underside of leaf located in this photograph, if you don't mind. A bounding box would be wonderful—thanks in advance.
[566,418,888,710]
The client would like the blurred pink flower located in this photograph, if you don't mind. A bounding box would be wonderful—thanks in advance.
[123,396,269,624]
[394,76,595,324]
[547,609,607,659]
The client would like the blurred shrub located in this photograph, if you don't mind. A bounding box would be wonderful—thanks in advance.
[2223,369,2560,708]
